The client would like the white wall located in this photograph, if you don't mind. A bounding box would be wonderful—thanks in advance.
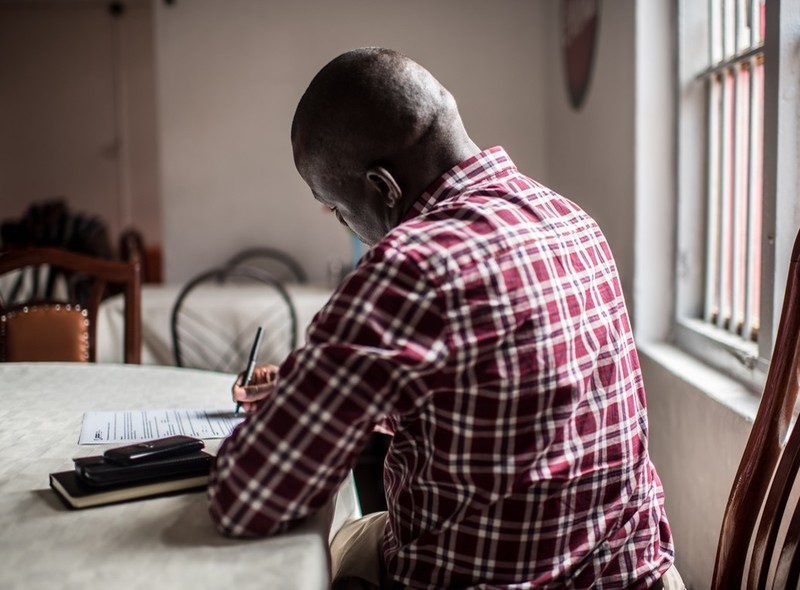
[154,0,548,284]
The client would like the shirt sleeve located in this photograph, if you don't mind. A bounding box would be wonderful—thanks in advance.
[207,246,448,537]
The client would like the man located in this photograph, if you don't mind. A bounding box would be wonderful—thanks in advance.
[208,48,679,589]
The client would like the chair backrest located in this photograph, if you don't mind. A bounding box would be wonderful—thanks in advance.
[0,247,141,364]
[171,264,298,373]
[119,228,162,284]
[712,228,800,589]
[225,247,308,284]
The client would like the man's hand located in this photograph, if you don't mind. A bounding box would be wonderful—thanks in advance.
[232,365,279,414]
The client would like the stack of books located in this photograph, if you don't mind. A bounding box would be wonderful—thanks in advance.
[50,436,213,509]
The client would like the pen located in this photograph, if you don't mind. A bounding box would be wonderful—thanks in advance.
[235,326,264,417]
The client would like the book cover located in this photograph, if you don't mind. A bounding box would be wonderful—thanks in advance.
[50,469,209,510]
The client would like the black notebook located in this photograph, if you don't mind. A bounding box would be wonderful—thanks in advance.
[50,451,213,509]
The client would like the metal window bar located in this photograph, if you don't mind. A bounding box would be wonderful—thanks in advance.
[751,0,764,45]
[705,77,722,324]
[704,0,764,341]
[730,64,747,336]
[716,70,733,330]
[711,0,723,64]
[744,56,764,341]
[736,0,750,53]
[723,0,735,59]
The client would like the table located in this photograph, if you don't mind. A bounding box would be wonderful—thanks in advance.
[0,363,359,590]
[97,283,333,366]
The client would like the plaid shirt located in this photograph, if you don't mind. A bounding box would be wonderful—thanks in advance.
[209,147,674,589]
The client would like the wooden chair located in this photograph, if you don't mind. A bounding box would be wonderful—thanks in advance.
[712,228,800,589]
[0,247,141,363]
[119,228,163,284]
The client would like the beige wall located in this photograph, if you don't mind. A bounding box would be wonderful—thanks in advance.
[0,0,547,283]
[0,0,161,247]
[154,0,548,284]
[540,0,636,306]
[642,346,753,588]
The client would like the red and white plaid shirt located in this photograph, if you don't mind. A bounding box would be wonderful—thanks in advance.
[209,147,674,589]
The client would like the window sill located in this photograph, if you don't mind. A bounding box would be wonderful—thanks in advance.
[638,341,760,423]
[673,318,768,395]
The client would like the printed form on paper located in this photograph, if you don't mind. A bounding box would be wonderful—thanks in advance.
[79,409,245,444]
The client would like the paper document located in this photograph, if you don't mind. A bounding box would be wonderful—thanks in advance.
[79,409,245,444]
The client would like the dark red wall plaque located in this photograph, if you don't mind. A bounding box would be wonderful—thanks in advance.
[560,0,600,110]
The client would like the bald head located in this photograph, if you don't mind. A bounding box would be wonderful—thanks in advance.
[292,48,471,170]
[291,48,479,245]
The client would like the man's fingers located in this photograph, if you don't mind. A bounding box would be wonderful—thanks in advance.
[230,363,279,411]
[233,382,275,402]
[241,401,258,413]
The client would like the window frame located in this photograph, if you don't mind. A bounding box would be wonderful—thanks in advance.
[674,0,800,393]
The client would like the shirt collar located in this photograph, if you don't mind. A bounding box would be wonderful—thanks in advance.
[402,146,516,223]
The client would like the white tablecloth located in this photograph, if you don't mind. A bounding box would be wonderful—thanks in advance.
[0,363,359,590]
[97,283,332,367]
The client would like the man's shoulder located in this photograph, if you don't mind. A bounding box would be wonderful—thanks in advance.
[366,226,449,275]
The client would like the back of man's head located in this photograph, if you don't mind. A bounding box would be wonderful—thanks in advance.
[291,47,462,170]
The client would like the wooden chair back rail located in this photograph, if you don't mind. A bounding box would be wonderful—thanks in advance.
[712,229,800,589]
[775,499,800,585]
[0,249,138,281]
[0,247,142,364]
[750,345,800,589]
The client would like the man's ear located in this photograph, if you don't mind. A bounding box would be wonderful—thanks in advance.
[366,166,402,208]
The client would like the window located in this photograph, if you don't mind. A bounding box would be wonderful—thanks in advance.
[676,0,799,390]
[703,0,764,341]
